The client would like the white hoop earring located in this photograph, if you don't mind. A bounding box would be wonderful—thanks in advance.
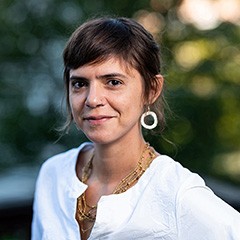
[141,108,158,130]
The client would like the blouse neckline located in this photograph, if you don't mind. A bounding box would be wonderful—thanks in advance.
[70,142,164,199]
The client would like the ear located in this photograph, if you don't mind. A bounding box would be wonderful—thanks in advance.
[148,74,164,105]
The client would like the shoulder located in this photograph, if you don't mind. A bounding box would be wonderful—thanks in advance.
[39,147,78,175]
[176,182,240,239]
[36,142,92,183]
[157,156,240,239]
[144,155,207,213]
[151,156,240,238]
[151,155,206,191]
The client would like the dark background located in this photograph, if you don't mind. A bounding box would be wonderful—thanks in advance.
[1,0,240,239]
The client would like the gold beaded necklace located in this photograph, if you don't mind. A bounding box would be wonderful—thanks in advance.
[76,143,156,234]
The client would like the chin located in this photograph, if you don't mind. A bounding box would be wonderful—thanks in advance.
[85,134,115,145]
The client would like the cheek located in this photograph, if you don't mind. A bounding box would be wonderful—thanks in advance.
[130,90,145,110]
[118,94,144,117]
[69,94,84,116]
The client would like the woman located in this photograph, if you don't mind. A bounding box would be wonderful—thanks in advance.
[32,17,240,240]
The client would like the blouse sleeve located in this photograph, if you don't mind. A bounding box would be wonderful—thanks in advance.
[176,185,240,240]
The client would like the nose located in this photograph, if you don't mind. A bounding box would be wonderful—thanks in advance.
[85,82,104,108]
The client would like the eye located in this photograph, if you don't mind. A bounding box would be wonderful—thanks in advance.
[71,80,88,89]
[108,79,122,86]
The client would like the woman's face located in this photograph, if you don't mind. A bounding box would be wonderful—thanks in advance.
[69,57,146,145]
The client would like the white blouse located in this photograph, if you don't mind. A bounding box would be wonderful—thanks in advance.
[31,142,240,240]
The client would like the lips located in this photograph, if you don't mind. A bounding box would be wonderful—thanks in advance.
[83,115,114,125]
[83,115,112,120]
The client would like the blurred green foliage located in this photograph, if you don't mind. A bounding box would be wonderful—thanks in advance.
[0,0,240,184]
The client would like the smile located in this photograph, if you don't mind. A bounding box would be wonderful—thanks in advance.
[83,115,114,125]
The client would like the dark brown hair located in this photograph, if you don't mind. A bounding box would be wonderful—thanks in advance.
[62,17,166,132]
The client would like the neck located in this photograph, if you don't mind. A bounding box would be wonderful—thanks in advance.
[91,137,146,184]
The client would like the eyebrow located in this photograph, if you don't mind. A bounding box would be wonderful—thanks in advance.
[69,76,87,81]
[97,73,128,80]
[69,73,128,81]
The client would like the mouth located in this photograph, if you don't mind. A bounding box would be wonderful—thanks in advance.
[83,115,114,125]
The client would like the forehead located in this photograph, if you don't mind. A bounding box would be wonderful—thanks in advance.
[70,56,139,78]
